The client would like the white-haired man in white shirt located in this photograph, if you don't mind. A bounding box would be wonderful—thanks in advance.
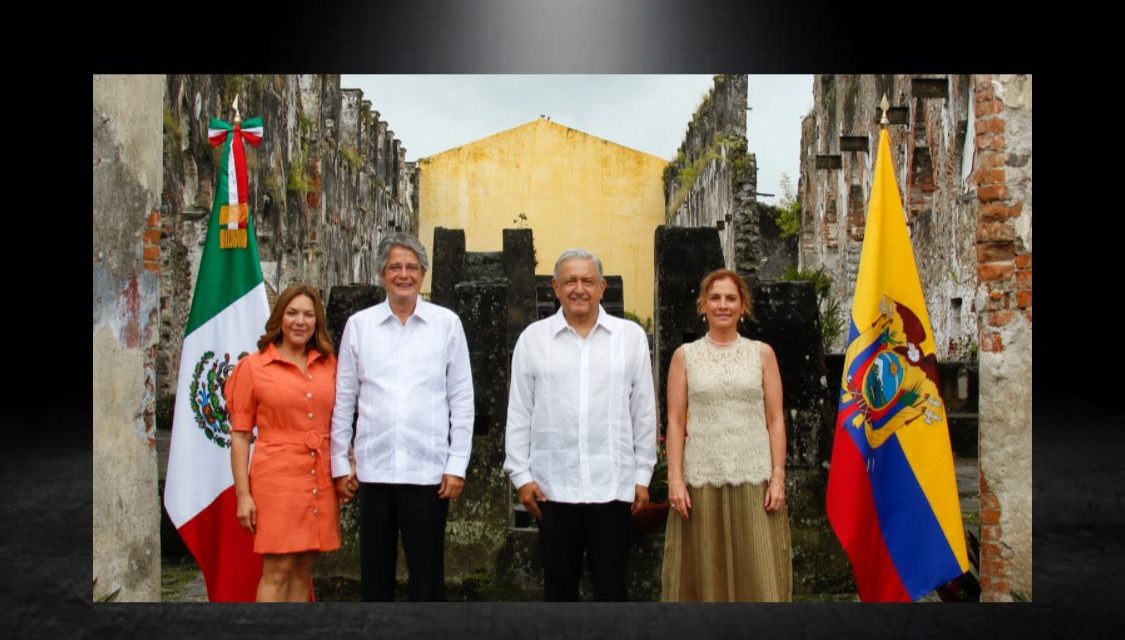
[331,232,474,602]
[504,248,658,601]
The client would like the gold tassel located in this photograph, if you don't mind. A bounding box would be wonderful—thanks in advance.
[218,203,249,249]
[220,229,248,249]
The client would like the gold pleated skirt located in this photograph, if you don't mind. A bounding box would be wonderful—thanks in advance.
[661,482,792,602]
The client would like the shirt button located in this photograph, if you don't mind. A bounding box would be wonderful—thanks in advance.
[307,374,313,380]
[312,488,318,496]
[308,412,314,419]
[310,469,316,475]
[312,508,319,515]
[306,392,313,399]
[310,451,316,457]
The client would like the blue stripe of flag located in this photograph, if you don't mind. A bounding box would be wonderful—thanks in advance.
[840,318,962,599]
[869,435,966,599]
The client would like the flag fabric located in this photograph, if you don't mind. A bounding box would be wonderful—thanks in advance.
[825,128,969,601]
[164,116,268,601]
[207,117,263,249]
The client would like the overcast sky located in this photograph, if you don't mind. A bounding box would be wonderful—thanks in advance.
[341,75,813,204]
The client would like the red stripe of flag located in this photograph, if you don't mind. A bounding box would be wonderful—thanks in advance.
[826,417,912,602]
[176,485,262,602]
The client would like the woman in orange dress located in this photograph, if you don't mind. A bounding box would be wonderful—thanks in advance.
[225,283,348,602]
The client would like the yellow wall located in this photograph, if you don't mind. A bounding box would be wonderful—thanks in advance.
[418,119,667,323]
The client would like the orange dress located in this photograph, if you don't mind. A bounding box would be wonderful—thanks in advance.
[225,343,341,554]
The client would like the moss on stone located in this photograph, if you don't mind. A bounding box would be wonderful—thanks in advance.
[339,144,361,171]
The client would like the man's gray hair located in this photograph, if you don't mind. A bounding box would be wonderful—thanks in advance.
[375,233,429,280]
[553,248,604,281]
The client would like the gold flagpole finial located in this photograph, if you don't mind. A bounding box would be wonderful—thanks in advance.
[232,93,242,125]
[880,94,890,127]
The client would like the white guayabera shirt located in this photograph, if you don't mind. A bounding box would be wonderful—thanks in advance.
[331,299,474,485]
[504,305,658,503]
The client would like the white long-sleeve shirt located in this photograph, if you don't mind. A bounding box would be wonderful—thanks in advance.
[330,299,474,485]
[504,306,657,503]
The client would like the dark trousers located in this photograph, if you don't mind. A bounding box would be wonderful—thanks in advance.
[358,482,448,602]
[538,500,632,602]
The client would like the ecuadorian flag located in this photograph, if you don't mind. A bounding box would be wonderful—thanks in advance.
[826,128,969,601]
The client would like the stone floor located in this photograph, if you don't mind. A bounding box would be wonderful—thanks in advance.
[161,557,207,602]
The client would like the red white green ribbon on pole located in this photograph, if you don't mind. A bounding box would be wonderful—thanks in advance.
[207,116,264,249]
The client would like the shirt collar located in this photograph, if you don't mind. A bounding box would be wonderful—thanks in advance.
[551,304,613,336]
[261,341,325,365]
[261,342,282,364]
[374,297,430,325]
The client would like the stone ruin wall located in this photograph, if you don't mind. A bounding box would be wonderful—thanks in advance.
[157,74,418,399]
[798,74,982,358]
[664,74,761,280]
[799,74,1032,601]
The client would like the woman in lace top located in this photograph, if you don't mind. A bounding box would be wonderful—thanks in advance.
[660,269,792,601]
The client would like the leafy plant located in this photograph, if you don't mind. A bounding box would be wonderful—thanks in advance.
[622,311,652,335]
[296,110,315,138]
[776,172,802,238]
[666,131,750,222]
[163,108,183,145]
[287,165,309,195]
[287,143,310,195]
[339,144,361,171]
[781,266,845,353]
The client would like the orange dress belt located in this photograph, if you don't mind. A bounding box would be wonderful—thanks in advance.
[256,429,329,455]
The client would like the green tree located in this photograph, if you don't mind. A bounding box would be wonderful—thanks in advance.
[776,172,801,238]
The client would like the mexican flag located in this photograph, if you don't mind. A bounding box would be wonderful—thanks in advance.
[163,116,267,601]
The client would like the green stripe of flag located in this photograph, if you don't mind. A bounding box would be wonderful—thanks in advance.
[184,135,264,336]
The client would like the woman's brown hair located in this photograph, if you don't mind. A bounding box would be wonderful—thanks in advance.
[257,283,335,355]
[695,268,753,320]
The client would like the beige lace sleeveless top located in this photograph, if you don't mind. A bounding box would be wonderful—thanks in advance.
[681,337,773,487]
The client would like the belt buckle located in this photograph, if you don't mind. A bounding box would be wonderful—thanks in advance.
[303,431,322,450]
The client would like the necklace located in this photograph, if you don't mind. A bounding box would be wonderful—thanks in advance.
[704,332,738,347]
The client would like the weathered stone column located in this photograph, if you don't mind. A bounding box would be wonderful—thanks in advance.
[502,228,536,351]
[602,275,625,319]
[431,227,465,311]
[652,225,725,431]
[326,284,386,351]
[745,281,851,594]
[973,74,1032,602]
[447,279,512,582]
[315,284,386,581]
[92,74,164,602]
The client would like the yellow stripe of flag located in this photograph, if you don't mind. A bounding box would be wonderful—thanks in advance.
[854,129,969,572]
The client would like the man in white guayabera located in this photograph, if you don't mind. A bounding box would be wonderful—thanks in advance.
[504,248,657,601]
[331,232,474,602]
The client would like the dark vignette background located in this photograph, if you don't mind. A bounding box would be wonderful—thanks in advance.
[9,1,1113,637]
